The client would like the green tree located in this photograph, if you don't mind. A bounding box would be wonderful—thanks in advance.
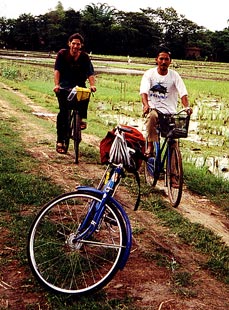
[113,11,161,56]
[37,3,67,51]
[142,7,204,58]
[0,1,228,61]
[80,3,116,53]
[62,9,81,38]
[12,14,40,50]
[211,28,229,62]
[0,17,11,48]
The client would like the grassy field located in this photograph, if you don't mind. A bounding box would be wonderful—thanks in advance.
[0,56,228,196]
[0,56,228,156]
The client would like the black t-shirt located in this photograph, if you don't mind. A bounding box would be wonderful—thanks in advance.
[54,49,94,88]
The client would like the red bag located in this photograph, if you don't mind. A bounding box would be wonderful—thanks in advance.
[100,125,145,171]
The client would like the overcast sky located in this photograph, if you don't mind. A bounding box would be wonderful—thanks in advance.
[0,0,228,31]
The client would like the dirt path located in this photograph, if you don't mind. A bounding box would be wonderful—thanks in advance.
[0,83,228,310]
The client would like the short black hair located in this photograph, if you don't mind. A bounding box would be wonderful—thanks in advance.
[156,45,172,58]
[68,33,84,44]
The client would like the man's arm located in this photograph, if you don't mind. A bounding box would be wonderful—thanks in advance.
[53,70,60,93]
[141,93,150,115]
[88,75,96,92]
[181,95,192,115]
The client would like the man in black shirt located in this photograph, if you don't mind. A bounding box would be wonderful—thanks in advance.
[53,33,96,154]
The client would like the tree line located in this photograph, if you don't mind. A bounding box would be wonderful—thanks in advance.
[0,2,228,62]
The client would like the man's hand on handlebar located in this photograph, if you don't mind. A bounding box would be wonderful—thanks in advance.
[185,107,193,115]
[53,85,60,93]
[90,86,96,92]
[142,104,150,117]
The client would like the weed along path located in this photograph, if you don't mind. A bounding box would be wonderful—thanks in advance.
[0,82,229,309]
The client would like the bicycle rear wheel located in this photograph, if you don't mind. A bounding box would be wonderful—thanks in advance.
[72,111,81,164]
[27,190,128,295]
[166,142,183,207]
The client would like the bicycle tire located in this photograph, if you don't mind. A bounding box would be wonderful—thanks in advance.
[27,190,128,295]
[166,142,183,207]
[144,141,160,187]
[73,111,81,164]
[64,110,72,153]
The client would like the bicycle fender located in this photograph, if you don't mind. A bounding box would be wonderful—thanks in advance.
[76,186,132,270]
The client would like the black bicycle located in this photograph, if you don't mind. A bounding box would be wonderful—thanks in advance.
[144,109,190,207]
[62,86,91,164]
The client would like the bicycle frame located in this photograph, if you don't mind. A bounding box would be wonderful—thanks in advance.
[75,186,132,269]
[68,108,81,164]
[76,164,124,239]
[154,136,176,175]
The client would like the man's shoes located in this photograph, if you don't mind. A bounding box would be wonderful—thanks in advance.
[56,142,67,154]
[144,141,154,158]
[80,121,87,130]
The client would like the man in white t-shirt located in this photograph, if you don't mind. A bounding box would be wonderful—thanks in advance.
[140,46,192,156]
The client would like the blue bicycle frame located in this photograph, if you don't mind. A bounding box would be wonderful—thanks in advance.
[155,138,173,174]
[75,185,132,270]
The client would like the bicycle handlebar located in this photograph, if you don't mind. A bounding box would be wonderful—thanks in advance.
[57,86,91,101]
[143,107,192,118]
[176,108,192,115]
[115,125,132,134]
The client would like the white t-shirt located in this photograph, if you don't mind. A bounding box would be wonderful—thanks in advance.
[140,67,188,114]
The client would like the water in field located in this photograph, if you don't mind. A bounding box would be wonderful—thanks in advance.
[186,98,229,179]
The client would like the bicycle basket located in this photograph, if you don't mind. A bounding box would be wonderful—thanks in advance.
[172,114,190,138]
[158,113,190,138]
[158,114,172,138]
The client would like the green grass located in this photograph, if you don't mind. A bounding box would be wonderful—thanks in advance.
[140,189,229,284]
[183,162,229,216]
[185,79,229,103]
[0,118,61,212]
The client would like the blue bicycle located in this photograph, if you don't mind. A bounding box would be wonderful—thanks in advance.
[144,109,190,207]
[27,126,137,296]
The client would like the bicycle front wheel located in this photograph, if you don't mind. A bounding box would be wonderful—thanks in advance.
[27,191,127,295]
[62,111,71,153]
[166,142,183,207]
[72,111,81,164]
